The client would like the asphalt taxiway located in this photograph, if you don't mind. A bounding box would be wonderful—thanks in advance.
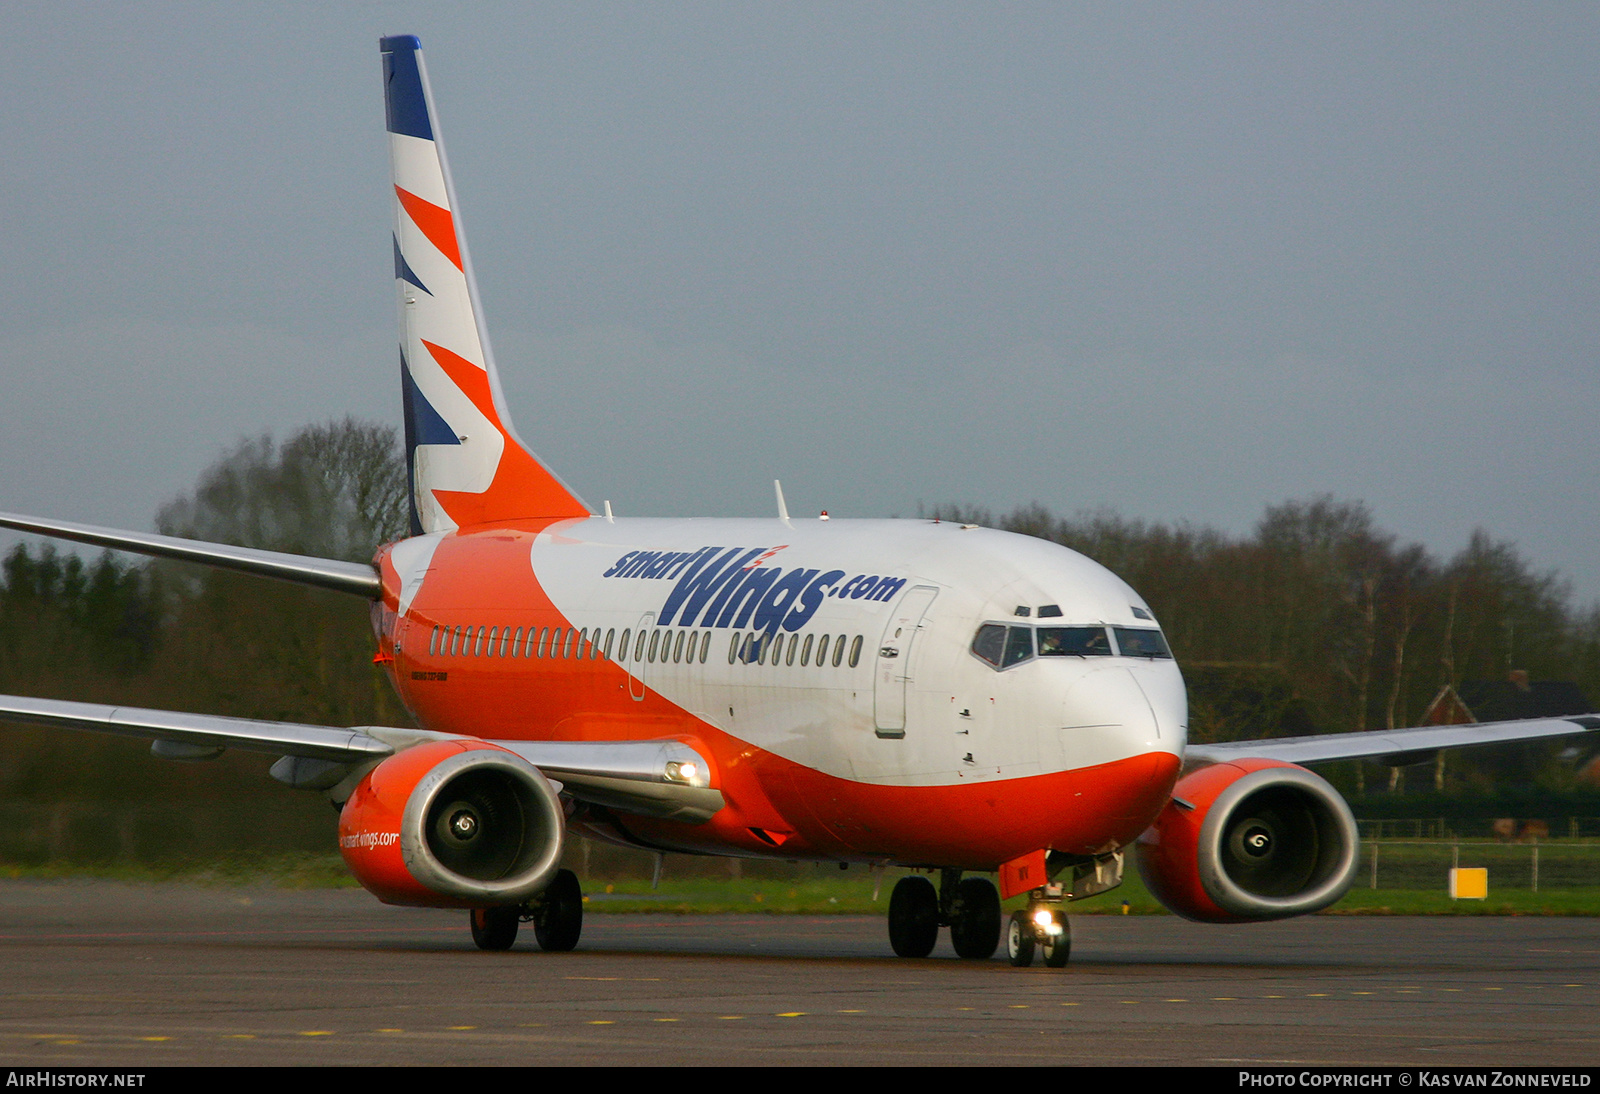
[1,880,1596,1066]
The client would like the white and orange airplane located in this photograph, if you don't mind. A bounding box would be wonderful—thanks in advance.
[3,35,1595,966]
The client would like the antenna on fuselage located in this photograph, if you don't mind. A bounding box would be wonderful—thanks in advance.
[603,500,614,523]
[774,479,791,525]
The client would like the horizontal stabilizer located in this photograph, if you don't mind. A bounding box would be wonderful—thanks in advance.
[0,511,381,598]
[1186,714,1600,768]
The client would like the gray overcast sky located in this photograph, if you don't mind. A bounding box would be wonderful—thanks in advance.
[3,3,1597,600]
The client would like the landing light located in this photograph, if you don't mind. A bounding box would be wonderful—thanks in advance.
[665,761,701,785]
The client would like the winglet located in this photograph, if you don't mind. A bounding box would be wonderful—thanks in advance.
[381,35,590,534]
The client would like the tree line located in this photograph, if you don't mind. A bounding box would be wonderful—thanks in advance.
[0,419,410,855]
[929,498,1600,793]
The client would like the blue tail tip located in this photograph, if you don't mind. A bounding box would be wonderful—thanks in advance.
[380,35,433,140]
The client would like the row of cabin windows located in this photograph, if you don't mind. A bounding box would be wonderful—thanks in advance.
[426,623,864,670]
[428,623,607,660]
[727,630,864,668]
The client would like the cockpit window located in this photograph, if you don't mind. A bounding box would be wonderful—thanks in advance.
[1113,627,1172,658]
[971,624,1006,667]
[971,621,1171,669]
[1037,626,1113,657]
[1002,626,1034,667]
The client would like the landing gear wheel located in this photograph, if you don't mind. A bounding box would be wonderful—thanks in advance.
[887,875,940,958]
[533,868,584,952]
[949,877,1002,959]
[1040,910,1071,968]
[470,905,519,951]
[1006,910,1035,967]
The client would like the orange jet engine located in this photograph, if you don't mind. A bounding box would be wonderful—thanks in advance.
[1136,758,1359,923]
[339,739,566,908]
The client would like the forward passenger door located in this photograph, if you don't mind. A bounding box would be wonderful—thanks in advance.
[873,586,939,738]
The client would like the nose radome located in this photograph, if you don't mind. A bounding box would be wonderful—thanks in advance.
[1062,667,1155,738]
[1133,663,1189,752]
[1059,664,1186,762]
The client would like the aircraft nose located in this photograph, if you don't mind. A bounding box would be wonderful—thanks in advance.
[1059,664,1186,759]
[1134,663,1188,750]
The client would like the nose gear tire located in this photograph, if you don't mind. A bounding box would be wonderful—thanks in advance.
[1006,910,1035,967]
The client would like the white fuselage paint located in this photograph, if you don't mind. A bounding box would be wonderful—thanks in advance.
[515,516,1188,789]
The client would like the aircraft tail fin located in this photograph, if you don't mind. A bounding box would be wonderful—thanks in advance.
[381,35,589,534]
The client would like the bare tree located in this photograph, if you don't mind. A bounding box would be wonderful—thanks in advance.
[157,418,407,562]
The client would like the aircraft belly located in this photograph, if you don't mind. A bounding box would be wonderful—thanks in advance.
[624,748,1182,867]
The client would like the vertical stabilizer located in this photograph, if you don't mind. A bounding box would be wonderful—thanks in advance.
[381,35,589,534]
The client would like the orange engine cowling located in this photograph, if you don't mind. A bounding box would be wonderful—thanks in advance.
[1135,758,1359,923]
[338,739,565,909]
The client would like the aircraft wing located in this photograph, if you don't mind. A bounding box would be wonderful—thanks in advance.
[0,511,380,598]
[0,694,395,761]
[1185,714,1600,767]
[0,694,722,822]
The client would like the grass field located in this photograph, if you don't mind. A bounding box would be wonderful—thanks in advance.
[7,850,1600,916]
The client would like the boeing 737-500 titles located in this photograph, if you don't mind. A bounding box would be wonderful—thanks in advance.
[3,35,1596,966]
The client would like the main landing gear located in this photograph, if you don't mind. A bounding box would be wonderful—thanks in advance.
[886,869,1074,967]
[1006,883,1071,968]
[469,868,584,952]
[887,868,1003,961]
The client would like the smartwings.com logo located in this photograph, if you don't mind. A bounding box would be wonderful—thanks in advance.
[340,831,400,850]
[603,546,905,635]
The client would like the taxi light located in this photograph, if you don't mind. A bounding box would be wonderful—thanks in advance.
[665,761,701,785]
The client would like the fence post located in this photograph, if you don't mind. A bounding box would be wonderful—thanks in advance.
[1370,842,1378,889]
[1532,841,1539,893]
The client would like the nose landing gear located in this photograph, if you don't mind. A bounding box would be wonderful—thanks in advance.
[1007,896,1070,968]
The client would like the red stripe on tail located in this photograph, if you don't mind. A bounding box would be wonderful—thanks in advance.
[396,187,463,271]
[422,340,589,526]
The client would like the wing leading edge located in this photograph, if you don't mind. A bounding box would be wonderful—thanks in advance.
[0,511,381,598]
[0,694,394,761]
[1185,714,1600,768]
[0,694,722,822]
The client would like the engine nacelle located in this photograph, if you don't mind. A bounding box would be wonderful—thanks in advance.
[1136,758,1358,923]
[338,739,565,909]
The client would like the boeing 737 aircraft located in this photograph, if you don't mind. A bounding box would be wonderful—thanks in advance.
[3,35,1596,966]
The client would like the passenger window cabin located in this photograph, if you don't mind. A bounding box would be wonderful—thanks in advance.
[420,618,867,674]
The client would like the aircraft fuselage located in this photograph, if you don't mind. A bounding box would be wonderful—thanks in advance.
[376,516,1187,869]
